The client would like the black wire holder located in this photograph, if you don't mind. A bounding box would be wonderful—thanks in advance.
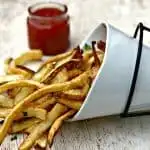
[120,22,150,118]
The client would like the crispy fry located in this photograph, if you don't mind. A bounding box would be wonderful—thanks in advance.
[0,41,104,149]
[57,83,90,100]
[19,103,67,150]
[92,41,101,67]
[36,98,56,109]
[33,63,54,82]
[67,69,83,80]
[14,50,43,65]
[58,99,82,110]
[0,107,47,120]
[14,87,35,105]
[0,75,24,85]
[10,118,41,133]
[8,88,21,99]
[35,133,48,149]
[8,61,34,78]
[0,60,89,144]
[48,110,76,146]
[42,59,80,84]
[42,49,74,67]
[0,108,11,118]
[0,80,44,94]
[14,63,53,104]
[50,68,68,84]
[0,95,14,108]
[4,57,13,74]
[7,50,42,78]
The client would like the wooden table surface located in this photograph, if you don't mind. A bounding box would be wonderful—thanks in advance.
[1,0,150,150]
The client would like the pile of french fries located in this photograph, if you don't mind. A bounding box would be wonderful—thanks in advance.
[0,41,104,149]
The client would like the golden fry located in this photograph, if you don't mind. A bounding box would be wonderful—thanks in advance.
[0,71,89,144]
[10,118,41,133]
[35,133,48,149]
[0,107,47,120]
[41,49,74,67]
[58,98,82,110]
[19,103,67,150]
[33,63,54,82]
[42,59,80,84]
[48,110,76,146]
[8,88,21,99]
[0,80,44,94]
[0,75,24,85]
[59,83,90,100]
[14,50,43,65]
[0,95,14,108]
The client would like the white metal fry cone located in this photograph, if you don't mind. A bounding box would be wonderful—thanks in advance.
[71,22,150,121]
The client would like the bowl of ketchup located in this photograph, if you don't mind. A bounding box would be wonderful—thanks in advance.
[27,2,70,55]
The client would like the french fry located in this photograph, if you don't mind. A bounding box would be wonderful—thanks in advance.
[48,110,76,146]
[42,59,80,84]
[8,60,34,78]
[36,98,56,109]
[41,49,74,67]
[10,118,41,133]
[4,57,13,74]
[67,69,83,80]
[7,50,42,78]
[0,41,104,149]
[0,80,44,94]
[20,108,47,120]
[57,83,90,100]
[14,50,43,65]
[0,72,88,144]
[50,68,68,84]
[14,63,53,104]
[0,108,11,118]
[58,99,82,110]
[35,133,48,149]
[0,107,47,120]
[33,63,54,82]
[0,75,24,85]
[19,103,67,150]
[8,88,21,99]
[0,95,14,108]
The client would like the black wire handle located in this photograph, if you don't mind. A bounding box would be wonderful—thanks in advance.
[121,23,150,118]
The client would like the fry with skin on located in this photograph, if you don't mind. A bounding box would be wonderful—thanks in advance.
[41,49,74,67]
[14,50,43,65]
[7,50,42,78]
[8,88,21,99]
[0,95,14,108]
[14,63,53,104]
[19,103,67,150]
[7,60,34,78]
[36,98,56,109]
[56,83,90,100]
[9,118,41,133]
[42,59,80,84]
[0,80,44,94]
[48,110,76,146]
[0,72,89,144]
[57,98,82,110]
[35,133,48,149]
[0,75,24,85]
[0,107,47,120]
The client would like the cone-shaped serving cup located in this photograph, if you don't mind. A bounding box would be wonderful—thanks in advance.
[70,22,150,121]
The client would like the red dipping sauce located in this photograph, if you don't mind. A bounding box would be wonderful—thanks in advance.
[27,2,70,55]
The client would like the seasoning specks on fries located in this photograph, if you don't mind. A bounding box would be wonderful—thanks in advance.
[0,41,104,149]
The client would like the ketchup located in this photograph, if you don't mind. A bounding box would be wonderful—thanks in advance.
[27,3,70,55]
